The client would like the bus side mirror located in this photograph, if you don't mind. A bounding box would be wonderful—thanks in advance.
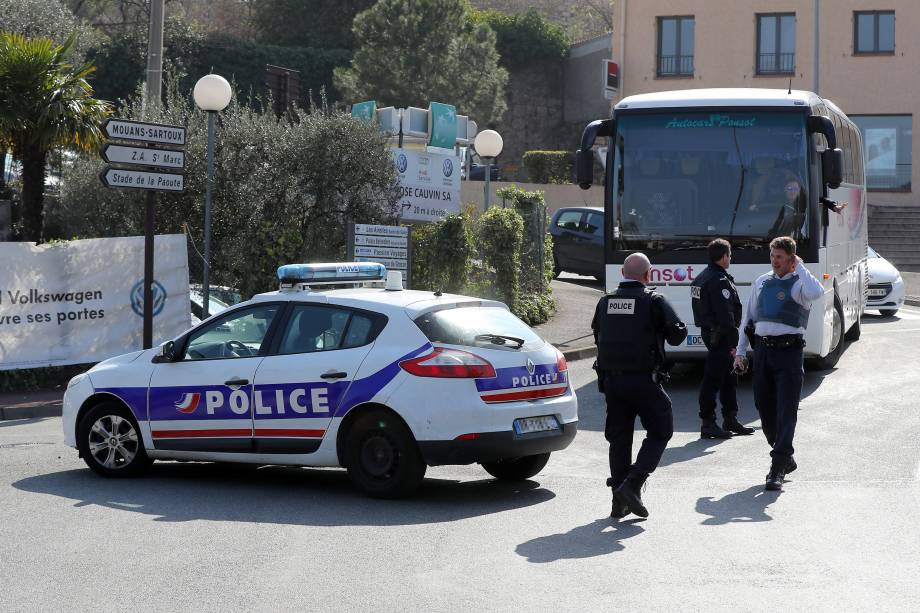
[822,148,843,189]
[575,118,615,189]
[576,150,595,189]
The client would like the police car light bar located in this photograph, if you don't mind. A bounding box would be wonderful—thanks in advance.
[277,262,387,289]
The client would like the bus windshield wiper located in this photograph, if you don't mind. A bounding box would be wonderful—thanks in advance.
[728,126,746,238]
[475,333,525,348]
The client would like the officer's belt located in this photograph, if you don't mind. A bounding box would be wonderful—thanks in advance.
[755,334,804,349]
[606,369,654,376]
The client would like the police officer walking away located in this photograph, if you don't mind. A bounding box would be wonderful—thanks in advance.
[691,239,754,439]
[734,236,824,490]
[592,252,687,518]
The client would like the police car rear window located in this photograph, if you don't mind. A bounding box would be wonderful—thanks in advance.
[414,307,541,349]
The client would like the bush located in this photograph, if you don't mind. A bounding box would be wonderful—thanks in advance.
[431,214,474,294]
[477,207,524,312]
[471,9,569,69]
[522,151,573,184]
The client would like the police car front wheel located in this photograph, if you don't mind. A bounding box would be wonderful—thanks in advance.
[77,402,152,478]
[344,410,426,498]
[481,453,550,481]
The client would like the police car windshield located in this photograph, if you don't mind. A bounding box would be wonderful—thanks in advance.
[414,307,541,350]
[613,111,810,251]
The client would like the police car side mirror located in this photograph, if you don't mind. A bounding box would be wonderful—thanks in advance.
[152,340,177,363]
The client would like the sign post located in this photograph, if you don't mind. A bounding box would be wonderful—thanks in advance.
[347,224,411,288]
[100,117,187,348]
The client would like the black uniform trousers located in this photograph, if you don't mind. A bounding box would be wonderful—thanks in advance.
[752,341,804,463]
[698,327,739,421]
[604,372,674,488]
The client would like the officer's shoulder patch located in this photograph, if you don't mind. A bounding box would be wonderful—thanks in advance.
[690,286,701,299]
[721,288,731,299]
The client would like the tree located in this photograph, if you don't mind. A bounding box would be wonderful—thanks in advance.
[334,0,508,125]
[471,9,569,69]
[0,0,99,61]
[51,83,401,299]
[0,33,110,242]
[253,0,374,50]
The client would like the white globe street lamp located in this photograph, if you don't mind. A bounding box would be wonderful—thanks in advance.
[474,129,503,210]
[193,74,232,317]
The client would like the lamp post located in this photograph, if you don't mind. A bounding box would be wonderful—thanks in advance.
[474,129,503,210]
[193,74,232,318]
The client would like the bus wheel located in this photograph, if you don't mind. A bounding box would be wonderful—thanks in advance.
[810,299,845,371]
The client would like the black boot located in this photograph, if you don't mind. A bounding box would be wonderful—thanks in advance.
[723,415,754,435]
[785,456,797,474]
[614,472,649,518]
[610,490,629,518]
[765,461,786,491]
[701,418,732,439]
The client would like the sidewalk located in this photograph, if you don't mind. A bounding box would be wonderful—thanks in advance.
[535,275,603,362]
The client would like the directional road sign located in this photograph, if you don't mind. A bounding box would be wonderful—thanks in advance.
[100,167,184,192]
[103,118,187,146]
[101,143,185,169]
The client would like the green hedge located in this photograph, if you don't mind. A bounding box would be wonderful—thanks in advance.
[410,195,555,326]
[522,151,573,184]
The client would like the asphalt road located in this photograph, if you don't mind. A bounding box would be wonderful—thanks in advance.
[2,308,919,611]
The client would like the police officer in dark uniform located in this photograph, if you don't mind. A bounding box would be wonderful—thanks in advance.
[592,252,687,519]
[690,239,755,439]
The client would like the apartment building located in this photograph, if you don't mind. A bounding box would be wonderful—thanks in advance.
[611,1,918,208]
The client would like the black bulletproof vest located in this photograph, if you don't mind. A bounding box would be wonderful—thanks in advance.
[596,285,658,373]
[690,265,716,328]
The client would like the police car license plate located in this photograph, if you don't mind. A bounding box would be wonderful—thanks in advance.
[868,288,887,296]
[514,415,560,435]
[686,335,704,346]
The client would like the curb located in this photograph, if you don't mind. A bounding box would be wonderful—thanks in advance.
[905,296,920,307]
[0,404,62,421]
[561,345,597,362]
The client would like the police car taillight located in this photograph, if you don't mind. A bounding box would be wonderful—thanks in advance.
[556,349,568,372]
[399,347,496,378]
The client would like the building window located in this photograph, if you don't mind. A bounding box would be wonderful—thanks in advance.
[657,16,694,77]
[851,115,912,192]
[854,11,895,54]
[756,13,795,75]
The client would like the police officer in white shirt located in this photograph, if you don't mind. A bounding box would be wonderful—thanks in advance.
[734,236,824,491]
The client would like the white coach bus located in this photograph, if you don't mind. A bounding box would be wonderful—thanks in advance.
[576,88,867,369]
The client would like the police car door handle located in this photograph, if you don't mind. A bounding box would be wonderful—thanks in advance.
[224,378,249,386]
[321,370,348,379]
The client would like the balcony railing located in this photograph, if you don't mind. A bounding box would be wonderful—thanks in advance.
[757,52,795,74]
[657,54,694,76]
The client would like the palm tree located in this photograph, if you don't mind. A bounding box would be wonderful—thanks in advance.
[0,32,111,242]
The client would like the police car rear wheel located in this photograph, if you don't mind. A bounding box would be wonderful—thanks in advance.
[344,410,426,498]
[77,402,152,478]
[481,453,550,481]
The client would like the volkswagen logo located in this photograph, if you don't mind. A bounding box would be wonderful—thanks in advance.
[526,358,535,375]
[130,280,167,317]
[442,158,453,177]
[396,153,408,173]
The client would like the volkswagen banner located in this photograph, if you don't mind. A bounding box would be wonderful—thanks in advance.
[392,147,461,223]
[0,235,190,370]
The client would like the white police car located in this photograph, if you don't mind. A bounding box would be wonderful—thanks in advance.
[62,263,577,497]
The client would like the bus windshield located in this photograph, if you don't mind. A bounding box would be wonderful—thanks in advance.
[612,111,810,251]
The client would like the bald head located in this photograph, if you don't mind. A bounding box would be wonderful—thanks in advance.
[622,252,651,282]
